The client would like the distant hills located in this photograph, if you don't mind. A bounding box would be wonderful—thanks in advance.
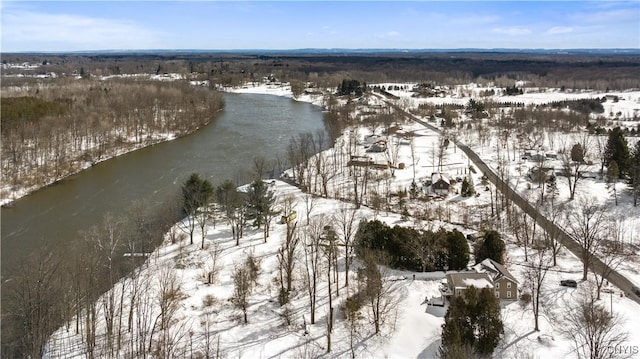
[4,48,640,55]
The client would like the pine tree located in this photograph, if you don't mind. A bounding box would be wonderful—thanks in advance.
[181,173,214,244]
[439,296,473,359]
[571,143,585,163]
[631,141,640,206]
[461,177,475,197]
[604,127,631,177]
[476,231,506,264]
[182,173,214,214]
[440,286,503,357]
[474,288,504,355]
[245,180,275,227]
[246,180,278,241]
[607,160,619,206]
[446,230,470,270]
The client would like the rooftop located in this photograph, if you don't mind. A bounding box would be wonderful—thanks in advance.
[447,272,493,289]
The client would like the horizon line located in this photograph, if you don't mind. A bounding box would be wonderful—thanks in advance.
[3,47,640,55]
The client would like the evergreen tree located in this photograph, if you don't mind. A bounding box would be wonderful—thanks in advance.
[570,143,585,163]
[182,173,214,215]
[607,160,620,206]
[182,173,213,210]
[474,288,504,355]
[245,180,277,229]
[604,127,631,177]
[409,180,419,199]
[181,173,214,244]
[337,79,363,97]
[446,230,470,270]
[461,177,476,197]
[440,286,503,357]
[439,296,474,359]
[476,230,506,264]
[504,85,523,96]
[631,141,640,206]
[607,160,619,183]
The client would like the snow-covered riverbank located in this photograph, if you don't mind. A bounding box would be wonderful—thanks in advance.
[1,132,181,207]
[220,81,326,107]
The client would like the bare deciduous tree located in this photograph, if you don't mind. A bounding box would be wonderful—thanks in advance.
[317,151,337,198]
[155,265,183,333]
[5,251,63,359]
[276,196,300,305]
[357,252,397,334]
[591,220,628,300]
[541,202,564,266]
[335,204,359,292]
[231,254,261,324]
[565,198,607,281]
[561,288,628,359]
[203,244,222,285]
[302,216,326,324]
[523,248,552,331]
[303,193,317,226]
[560,135,590,200]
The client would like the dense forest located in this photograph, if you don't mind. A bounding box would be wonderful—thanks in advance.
[1,80,224,200]
[3,51,639,90]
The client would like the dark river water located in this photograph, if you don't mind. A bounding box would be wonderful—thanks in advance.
[1,93,326,279]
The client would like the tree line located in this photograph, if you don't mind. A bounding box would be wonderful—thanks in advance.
[5,51,638,92]
[1,79,224,202]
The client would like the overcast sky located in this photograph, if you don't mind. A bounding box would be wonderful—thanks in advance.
[2,1,639,52]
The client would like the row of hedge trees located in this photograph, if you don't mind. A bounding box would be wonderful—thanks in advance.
[354,220,506,271]
[354,220,469,271]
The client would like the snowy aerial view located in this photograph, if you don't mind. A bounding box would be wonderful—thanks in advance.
[1,1,639,359]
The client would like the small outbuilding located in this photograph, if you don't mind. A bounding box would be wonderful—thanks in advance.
[431,173,451,195]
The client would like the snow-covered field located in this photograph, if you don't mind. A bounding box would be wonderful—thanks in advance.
[46,181,449,358]
[46,82,640,358]
[46,180,640,358]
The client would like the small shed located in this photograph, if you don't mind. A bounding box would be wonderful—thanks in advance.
[280,211,297,224]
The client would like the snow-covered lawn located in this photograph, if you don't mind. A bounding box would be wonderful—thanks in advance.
[46,180,640,358]
[46,181,452,358]
[497,239,640,358]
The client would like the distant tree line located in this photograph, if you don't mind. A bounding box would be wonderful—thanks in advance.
[336,79,366,97]
[546,98,605,115]
[504,85,523,96]
[5,51,638,91]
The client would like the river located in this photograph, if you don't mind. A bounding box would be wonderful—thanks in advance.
[0,92,327,280]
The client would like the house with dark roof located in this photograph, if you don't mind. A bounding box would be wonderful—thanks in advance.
[431,173,451,195]
[472,258,519,300]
